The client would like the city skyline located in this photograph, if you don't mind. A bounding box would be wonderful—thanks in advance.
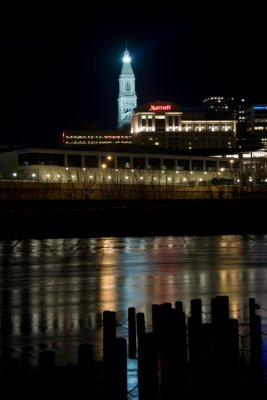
[1,3,266,146]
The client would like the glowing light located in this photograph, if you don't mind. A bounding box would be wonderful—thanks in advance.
[253,106,267,110]
[149,104,172,111]
[123,50,131,63]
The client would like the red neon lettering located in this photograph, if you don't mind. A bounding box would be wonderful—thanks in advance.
[149,104,172,111]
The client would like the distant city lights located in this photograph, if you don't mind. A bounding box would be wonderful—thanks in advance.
[253,106,267,110]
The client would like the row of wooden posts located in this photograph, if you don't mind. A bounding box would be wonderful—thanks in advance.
[0,296,264,399]
[102,296,264,398]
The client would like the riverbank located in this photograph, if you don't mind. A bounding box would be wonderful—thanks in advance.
[0,198,266,238]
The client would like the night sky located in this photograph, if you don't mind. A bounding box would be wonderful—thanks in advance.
[1,3,266,146]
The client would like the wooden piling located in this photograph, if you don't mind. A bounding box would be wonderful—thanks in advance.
[128,307,136,359]
[103,310,117,392]
[249,297,263,386]
[188,298,203,392]
[114,337,128,400]
[138,332,159,400]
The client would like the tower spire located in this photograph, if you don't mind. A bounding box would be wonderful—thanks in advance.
[117,46,137,130]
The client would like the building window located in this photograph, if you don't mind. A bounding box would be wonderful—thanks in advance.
[117,157,131,169]
[155,117,165,130]
[84,155,98,168]
[148,158,161,169]
[177,160,189,170]
[50,154,65,166]
[133,157,146,169]
[192,160,203,171]
[67,154,82,167]
[18,153,65,166]
[162,159,175,170]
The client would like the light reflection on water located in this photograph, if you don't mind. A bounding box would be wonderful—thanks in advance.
[0,235,267,374]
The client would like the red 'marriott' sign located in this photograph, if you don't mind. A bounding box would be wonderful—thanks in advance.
[149,104,172,111]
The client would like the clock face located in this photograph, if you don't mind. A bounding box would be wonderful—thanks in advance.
[121,107,132,120]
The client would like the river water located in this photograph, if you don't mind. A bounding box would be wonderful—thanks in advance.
[1,235,267,389]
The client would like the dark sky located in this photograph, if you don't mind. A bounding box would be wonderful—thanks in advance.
[1,3,266,146]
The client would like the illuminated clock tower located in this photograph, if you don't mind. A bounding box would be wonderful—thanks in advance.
[117,47,137,130]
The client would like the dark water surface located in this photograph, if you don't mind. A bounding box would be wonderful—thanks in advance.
[1,235,267,381]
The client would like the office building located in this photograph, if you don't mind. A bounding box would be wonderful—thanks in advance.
[203,96,247,133]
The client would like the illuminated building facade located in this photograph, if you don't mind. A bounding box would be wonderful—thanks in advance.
[247,105,267,134]
[131,101,236,151]
[117,48,137,130]
[202,96,247,133]
[1,146,267,192]
[0,146,241,185]
[60,129,132,146]
[246,105,267,149]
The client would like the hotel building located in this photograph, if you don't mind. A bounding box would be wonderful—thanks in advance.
[131,101,236,151]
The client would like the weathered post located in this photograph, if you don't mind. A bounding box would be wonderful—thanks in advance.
[103,310,117,394]
[128,307,136,359]
[249,297,263,387]
[188,298,203,392]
